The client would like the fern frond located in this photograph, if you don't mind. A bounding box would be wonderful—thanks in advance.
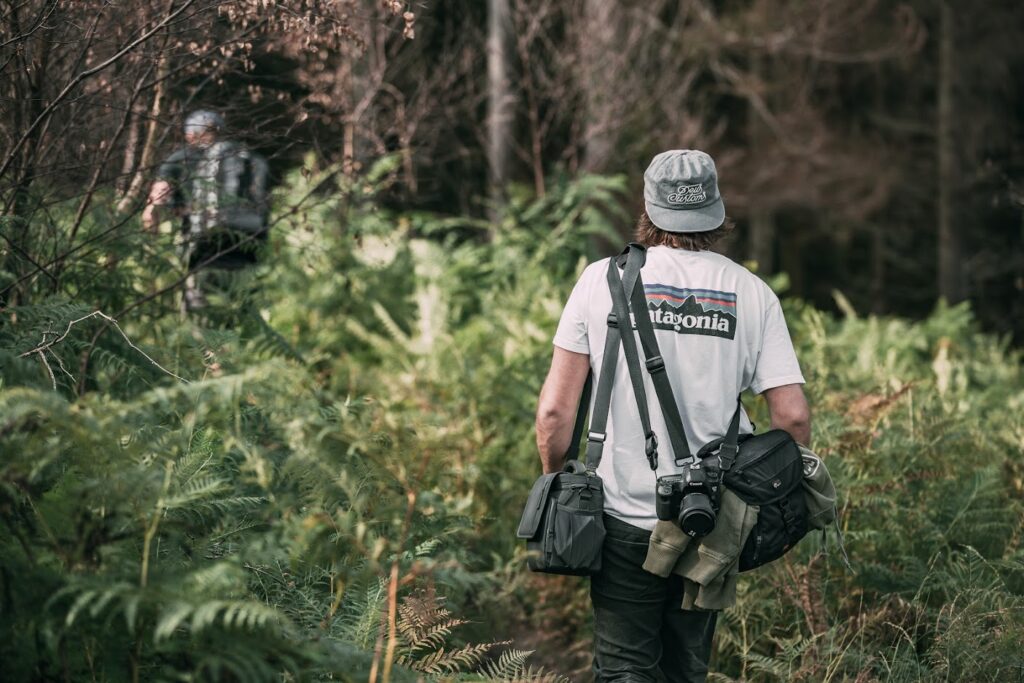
[481,649,571,683]
[482,648,533,678]
[162,475,229,509]
[153,599,288,642]
[403,618,469,653]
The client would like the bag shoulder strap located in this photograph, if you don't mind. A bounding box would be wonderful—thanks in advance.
[565,372,592,462]
[564,249,647,472]
[617,244,694,466]
[578,322,618,471]
[605,246,660,470]
[718,399,743,472]
[583,250,646,470]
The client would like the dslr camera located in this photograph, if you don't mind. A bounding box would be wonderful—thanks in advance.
[655,458,721,537]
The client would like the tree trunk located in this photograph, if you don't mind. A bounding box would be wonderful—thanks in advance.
[1,4,53,303]
[749,208,776,274]
[747,47,775,273]
[118,100,144,195]
[936,0,963,302]
[486,0,512,225]
[870,223,886,314]
[778,223,803,297]
[579,0,616,174]
[116,54,169,214]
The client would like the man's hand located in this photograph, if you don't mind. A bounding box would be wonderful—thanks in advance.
[762,383,811,446]
[536,347,591,474]
[142,180,173,233]
[141,204,157,232]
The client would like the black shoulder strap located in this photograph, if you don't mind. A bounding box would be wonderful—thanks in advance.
[606,247,660,470]
[564,250,647,472]
[581,250,646,471]
[718,398,743,472]
[564,372,592,461]
[578,297,620,471]
[616,244,695,466]
[567,247,685,473]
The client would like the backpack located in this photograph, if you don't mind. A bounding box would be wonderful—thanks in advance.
[189,141,269,238]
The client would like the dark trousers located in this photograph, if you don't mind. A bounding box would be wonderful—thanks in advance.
[591,514,717,683]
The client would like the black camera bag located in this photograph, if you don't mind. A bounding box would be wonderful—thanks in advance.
[713,419,809,571]
[517,247,661,575]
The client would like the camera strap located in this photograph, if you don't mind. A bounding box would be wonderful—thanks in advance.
[606,246,660,471]
[572,245,646,472]
[614,244,696,467]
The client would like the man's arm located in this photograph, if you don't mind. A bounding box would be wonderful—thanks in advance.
[762,383,811,446]
[142,179,174,232]
[536,347,591,474]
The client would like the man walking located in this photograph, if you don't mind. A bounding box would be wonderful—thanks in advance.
[535,150,810,682]
[143,110,268,314]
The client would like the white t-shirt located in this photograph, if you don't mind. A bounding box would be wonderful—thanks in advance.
[552,246,805,530]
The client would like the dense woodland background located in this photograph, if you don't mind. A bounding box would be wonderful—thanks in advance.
[3,0,1022,336]
[1,1,1023,681]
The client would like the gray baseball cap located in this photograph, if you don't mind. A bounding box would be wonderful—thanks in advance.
[643,149,726,233]
[184,110,224,135]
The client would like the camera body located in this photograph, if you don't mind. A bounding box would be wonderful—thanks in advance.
[655,458,721,537]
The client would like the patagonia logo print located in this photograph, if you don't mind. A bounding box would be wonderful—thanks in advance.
[644,284,737,340]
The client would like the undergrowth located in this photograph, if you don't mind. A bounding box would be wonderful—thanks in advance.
[1,157,1021,681]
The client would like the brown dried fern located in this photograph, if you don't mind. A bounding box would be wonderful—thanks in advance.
[394,588,509,675]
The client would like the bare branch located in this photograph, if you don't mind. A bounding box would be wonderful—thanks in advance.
[20,310,189,384]
[0,0,198,184]
[0,0,57,49]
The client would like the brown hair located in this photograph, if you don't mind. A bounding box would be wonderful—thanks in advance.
[633,210,735,251]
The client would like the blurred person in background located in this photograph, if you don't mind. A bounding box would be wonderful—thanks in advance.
[143,110,269,316]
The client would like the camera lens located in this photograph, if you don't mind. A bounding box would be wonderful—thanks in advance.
[678,492,715,537]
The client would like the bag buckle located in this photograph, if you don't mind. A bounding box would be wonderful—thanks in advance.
[606,313,618,328]
[588,431,606,443]
[718,443,738,472]
[645,431,659,470]
[645,355,665,374]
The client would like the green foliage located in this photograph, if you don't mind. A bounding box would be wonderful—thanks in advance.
[705,297,1024,682]
[1,162,1022,681]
